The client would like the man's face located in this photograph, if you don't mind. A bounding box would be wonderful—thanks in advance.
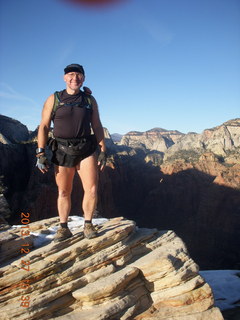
[64,72,85,91]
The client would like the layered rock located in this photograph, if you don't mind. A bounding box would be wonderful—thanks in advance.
[0,217,223,320]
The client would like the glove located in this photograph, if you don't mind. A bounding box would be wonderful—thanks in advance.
[97,151,107,170]
[36,154,49,173]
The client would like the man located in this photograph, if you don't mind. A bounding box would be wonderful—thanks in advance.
[36,63,107,242]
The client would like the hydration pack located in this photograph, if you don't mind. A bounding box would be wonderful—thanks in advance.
[51,86,93,121]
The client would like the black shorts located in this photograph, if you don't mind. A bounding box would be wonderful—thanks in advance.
[50,136,98,168]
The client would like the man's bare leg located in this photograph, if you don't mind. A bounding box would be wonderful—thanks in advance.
[55,165,75,223]
[77,153,98,238]
[77,153,98,221]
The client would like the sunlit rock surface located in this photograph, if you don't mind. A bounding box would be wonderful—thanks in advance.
[0,217,223,320]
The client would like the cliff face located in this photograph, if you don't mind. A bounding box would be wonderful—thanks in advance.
[98,151,240,270]
[119,119,240,159]
[151,155,240,270]
[0,217,223,320]
[0,116,240,270]
[163,118,240,159]
[0,115,29,143]
[104,119,240,270]
[120,128,184,153]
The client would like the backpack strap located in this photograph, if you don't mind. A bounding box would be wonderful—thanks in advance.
[51,91,61,121]
[83,95,93,111]
[82,87,93,111]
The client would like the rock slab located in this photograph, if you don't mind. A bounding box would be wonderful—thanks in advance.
[0,217,223,320]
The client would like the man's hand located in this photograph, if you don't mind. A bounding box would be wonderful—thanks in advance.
[36,154,49,173]
[97,151,107,171]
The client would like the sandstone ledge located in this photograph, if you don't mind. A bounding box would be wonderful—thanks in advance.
[0,217,223,320]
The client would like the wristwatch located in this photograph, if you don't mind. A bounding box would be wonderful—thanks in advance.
[36,148,45,154]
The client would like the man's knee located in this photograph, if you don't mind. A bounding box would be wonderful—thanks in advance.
[58,190,71,198]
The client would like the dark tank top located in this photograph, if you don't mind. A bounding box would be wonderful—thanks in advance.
[53,89,92,139]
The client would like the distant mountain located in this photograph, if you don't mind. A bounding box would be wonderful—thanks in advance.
[119,127,184,152]
[110,133,123,142]
[0,115,29,143]
[118,119,240,160]
[163,118,240,161]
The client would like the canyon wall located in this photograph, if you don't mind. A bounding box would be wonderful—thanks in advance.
[0,115,239,270]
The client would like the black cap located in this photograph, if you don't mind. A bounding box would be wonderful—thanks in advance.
[64,64,85,75]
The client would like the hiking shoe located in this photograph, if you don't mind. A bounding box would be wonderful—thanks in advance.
[54,227,73,242]
[84,223,97,239]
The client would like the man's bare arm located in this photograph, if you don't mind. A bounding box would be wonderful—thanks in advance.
[91,96,106,153]
[37,94,54,149]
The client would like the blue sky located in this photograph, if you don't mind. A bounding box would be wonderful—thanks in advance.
[0,0,239,135]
